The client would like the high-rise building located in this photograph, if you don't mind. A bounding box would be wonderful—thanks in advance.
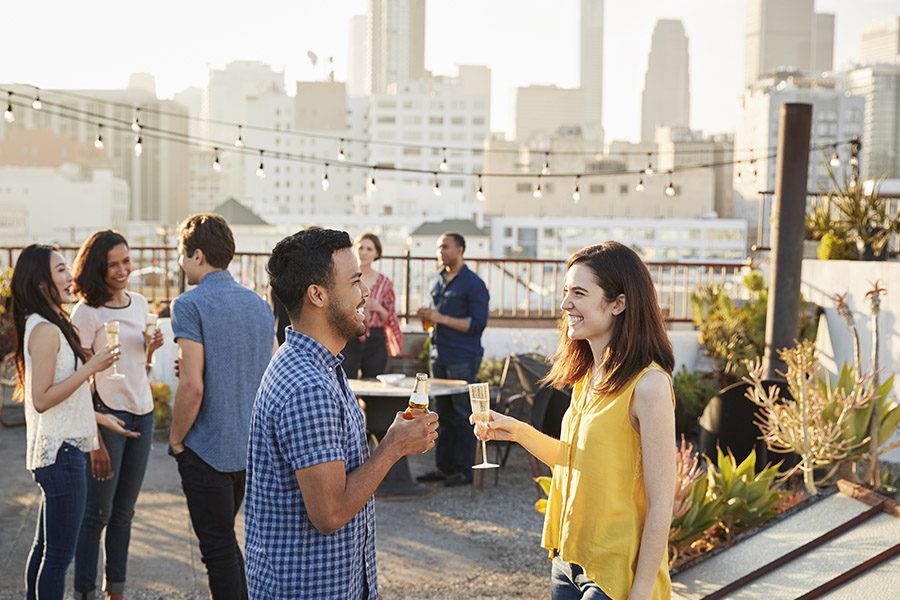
[640,19,690,143]
[744,0,834,86]
[0,82,190,225]
[367,0,426,95]
[734,71,864,243]
[846,63,900,181]
[861,17,900,64]
[514,85,583,146]
[348,14,369,97]
[580,0,604,147]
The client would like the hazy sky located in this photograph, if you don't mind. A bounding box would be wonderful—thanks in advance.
[3,0,897,143]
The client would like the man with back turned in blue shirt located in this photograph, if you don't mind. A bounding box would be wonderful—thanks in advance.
[416,232,490,487]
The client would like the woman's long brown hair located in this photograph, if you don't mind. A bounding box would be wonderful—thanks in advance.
[543,242,674,396]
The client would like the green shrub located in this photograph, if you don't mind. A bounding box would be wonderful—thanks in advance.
[673,367,719,430]
[817,232,857,260]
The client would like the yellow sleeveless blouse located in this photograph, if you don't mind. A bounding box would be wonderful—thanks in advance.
[541,362,673,600]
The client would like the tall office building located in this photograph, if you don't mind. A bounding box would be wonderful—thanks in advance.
[347,14,369,96]
[367,0,426,94]
[514,85,583,146]
[580,0,604,147]
[640,19,690,143]
[744,0,834,86]
[861,17,900,64]
[846,63,900,181]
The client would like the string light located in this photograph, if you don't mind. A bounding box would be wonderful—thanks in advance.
[321,163,330,191]
[32,95,42,110]
[131,108,142,133]
[533,176,543,199]
[829,144,841,168]
[736,166,743,184]
[439,148,448,172]
[133,135,143,157]
[572,176,581,203]
[4,92,14,123]
[234,124,245,148]
[665,178,676,197]
[476,174,485,201]
[255,150,265,178]
[212,147,222,172]
[337,138,346,161]
[751,159,758,179]
[369,168,377,192]
[635,177,644,192]
[94,124,104,150]
[432,173,441,196]
[644,152,654,176]
[542,152,550,175]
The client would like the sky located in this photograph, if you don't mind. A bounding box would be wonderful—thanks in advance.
[3,0,898,143]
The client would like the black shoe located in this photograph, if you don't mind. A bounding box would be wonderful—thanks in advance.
[416,469,448,483]
[443,473,473,488]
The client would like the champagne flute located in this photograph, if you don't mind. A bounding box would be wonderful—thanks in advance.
[104,321,125,380]
[144,313,159,368]
[469,382,499,469]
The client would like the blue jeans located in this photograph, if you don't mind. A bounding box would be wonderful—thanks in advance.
[550,555,613,600]
[26,442,88,600]
[74,410,153,597]
[432,355,482,480]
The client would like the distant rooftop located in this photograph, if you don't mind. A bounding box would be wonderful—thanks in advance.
[411,219,488,237]
[211,198,268,226]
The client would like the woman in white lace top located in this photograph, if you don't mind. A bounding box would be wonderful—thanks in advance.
[11,245,133,600]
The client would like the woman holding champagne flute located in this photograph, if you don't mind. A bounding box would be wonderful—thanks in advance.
[11,244,130,600]
[70,231,163,600]
[473,242,676,600]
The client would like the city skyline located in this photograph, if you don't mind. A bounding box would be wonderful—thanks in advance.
[3,0,898,144]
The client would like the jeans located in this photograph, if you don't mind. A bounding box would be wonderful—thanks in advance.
[432,355,482,481]
[175,447,248,600]
[26,443,88,600]
[74,409,154,598]
[342,327,388,379]
[550,555,612,600]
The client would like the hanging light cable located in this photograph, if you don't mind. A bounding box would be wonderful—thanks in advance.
[476,174,485,201]
[256,150,265,178]
[321,163,330,191]
[4,92,14,123]
[234,124,245,148]
[131,108,142,133]
[94,123,104,150]
[432,173,441,196]
[212,147,222,172]
[572,175,581,203]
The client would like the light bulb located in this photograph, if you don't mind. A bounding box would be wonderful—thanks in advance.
[476,175,485,201]
[665,181,675,197]
[432,174,441,196]
[751,161,759,179]
[542,152,550,175]
[32,96,42,110]
[830,151,841,168]
[131,108,142,133]
[440,150,448,172]
[321,164,330,191]
[134,136,143,157]
[234,125,244,148]
[369,174,377,191]
[644,152,654,176]
[849,156,859,167]
[338,139,346,161]
[256,150,265,178]
[736,169,743,184]
[572,188,580,203]
[4,99,13,123]
[212,148,222,172]
[533,182,543,199]
[635,177,644,192]
[94,125,104,150]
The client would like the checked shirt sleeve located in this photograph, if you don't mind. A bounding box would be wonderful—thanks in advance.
[274,383,347,471]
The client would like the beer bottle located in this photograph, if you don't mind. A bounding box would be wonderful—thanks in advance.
[402,373,430,419]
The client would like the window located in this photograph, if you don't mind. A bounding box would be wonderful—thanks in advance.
[376,115,396,124]
[516,182,532,193]
[472,117,486,126]
[429,116,444,125]
[504,227,513,237]
[619,184,629,194]
[589,184,606,194]
[402,147,422,156]
[451,116,465,125]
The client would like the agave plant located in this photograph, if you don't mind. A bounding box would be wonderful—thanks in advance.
[705,447,785,533]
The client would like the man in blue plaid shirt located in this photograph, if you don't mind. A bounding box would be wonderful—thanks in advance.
[245,228,439,599]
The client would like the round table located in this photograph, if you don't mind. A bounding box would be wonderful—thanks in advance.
[349,377,469,499]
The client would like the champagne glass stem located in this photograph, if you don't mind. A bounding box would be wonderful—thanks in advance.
[481,439,489,465]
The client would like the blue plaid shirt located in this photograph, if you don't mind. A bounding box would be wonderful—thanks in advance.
[245,328,377,599]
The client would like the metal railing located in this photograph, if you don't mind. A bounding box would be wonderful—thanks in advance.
[1,246,751,325]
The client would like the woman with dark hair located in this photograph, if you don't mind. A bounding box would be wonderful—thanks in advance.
[69,230,163,600]
[474,242,676,600]
[11,245,126,600]
[341,232,403,378]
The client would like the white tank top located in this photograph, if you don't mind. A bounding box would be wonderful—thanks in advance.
[24,314,97,470]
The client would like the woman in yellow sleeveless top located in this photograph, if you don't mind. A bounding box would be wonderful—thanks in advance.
[475,242,676,600]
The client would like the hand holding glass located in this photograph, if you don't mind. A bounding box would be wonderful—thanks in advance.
[104,321,125,380]
[469,382,499,469]
[144,313,159,368]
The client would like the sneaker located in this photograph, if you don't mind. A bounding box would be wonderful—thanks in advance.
[416,469,448,483]
[443,473,473,488]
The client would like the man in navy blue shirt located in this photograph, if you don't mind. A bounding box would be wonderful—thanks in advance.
[416,232,490,487]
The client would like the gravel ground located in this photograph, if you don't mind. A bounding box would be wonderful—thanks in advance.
[0,424,549,599]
